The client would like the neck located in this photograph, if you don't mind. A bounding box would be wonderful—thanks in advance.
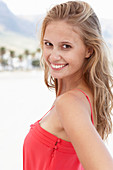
[57,75,86,96]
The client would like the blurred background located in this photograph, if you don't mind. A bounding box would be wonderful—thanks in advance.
[0,0,113,170]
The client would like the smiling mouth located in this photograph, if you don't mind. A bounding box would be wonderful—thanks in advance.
[51,63,68,69]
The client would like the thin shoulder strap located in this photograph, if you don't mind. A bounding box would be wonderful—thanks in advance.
[39,89,94,125]
[76,89,94,125]
[39,105,55,122]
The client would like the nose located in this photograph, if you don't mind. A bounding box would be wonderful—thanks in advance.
[49,48,61,62]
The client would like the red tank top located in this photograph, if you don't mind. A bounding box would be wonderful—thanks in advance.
[23,89,94,170]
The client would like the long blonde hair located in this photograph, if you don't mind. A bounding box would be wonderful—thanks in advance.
[40,1,113,140]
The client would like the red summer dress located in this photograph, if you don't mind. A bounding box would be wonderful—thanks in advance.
[23,89,94,170]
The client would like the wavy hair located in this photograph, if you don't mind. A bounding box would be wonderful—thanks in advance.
[40,1,113,140]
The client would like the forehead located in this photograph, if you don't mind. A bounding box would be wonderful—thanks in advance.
[44,21,81,41]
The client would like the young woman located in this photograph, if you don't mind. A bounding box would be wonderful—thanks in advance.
[23,1,113,170]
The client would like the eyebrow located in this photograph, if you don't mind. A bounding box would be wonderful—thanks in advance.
[43,39,72,44]
[43,39,50,42]
[60,41,72,44]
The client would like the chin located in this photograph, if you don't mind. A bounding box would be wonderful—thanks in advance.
[51,75,60,79]
[51,74,66,79]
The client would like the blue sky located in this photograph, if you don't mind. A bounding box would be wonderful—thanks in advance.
[2,0,113,19]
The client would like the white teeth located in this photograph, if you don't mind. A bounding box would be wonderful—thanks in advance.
[51,64,66,69]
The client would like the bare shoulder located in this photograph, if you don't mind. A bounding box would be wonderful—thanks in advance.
[55,89,91,124]
[55,90,113,170]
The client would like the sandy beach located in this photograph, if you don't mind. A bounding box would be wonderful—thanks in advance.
[0,71,113,170]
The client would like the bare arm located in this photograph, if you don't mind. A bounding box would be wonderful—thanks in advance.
[56,91,113,170]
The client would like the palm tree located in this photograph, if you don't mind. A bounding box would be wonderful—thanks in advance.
[0,47,6,66]
[31,52,40,68]
[24,49,30,58]
[10,50,15,58]
[18,54,23,62]
[9,50,15,69]
[18,54,24,70]
[36,48,41,53]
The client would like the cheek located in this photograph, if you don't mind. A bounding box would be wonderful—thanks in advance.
[69,54,85,67]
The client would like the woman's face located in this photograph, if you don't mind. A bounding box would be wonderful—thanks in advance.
[43,21,90,80]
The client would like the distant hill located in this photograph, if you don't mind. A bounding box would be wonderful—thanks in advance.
[0,0,43,54]
[0,0,113,57]
[0,0,39,37]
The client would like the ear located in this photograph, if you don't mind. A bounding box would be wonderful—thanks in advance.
[85,47,93,59]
